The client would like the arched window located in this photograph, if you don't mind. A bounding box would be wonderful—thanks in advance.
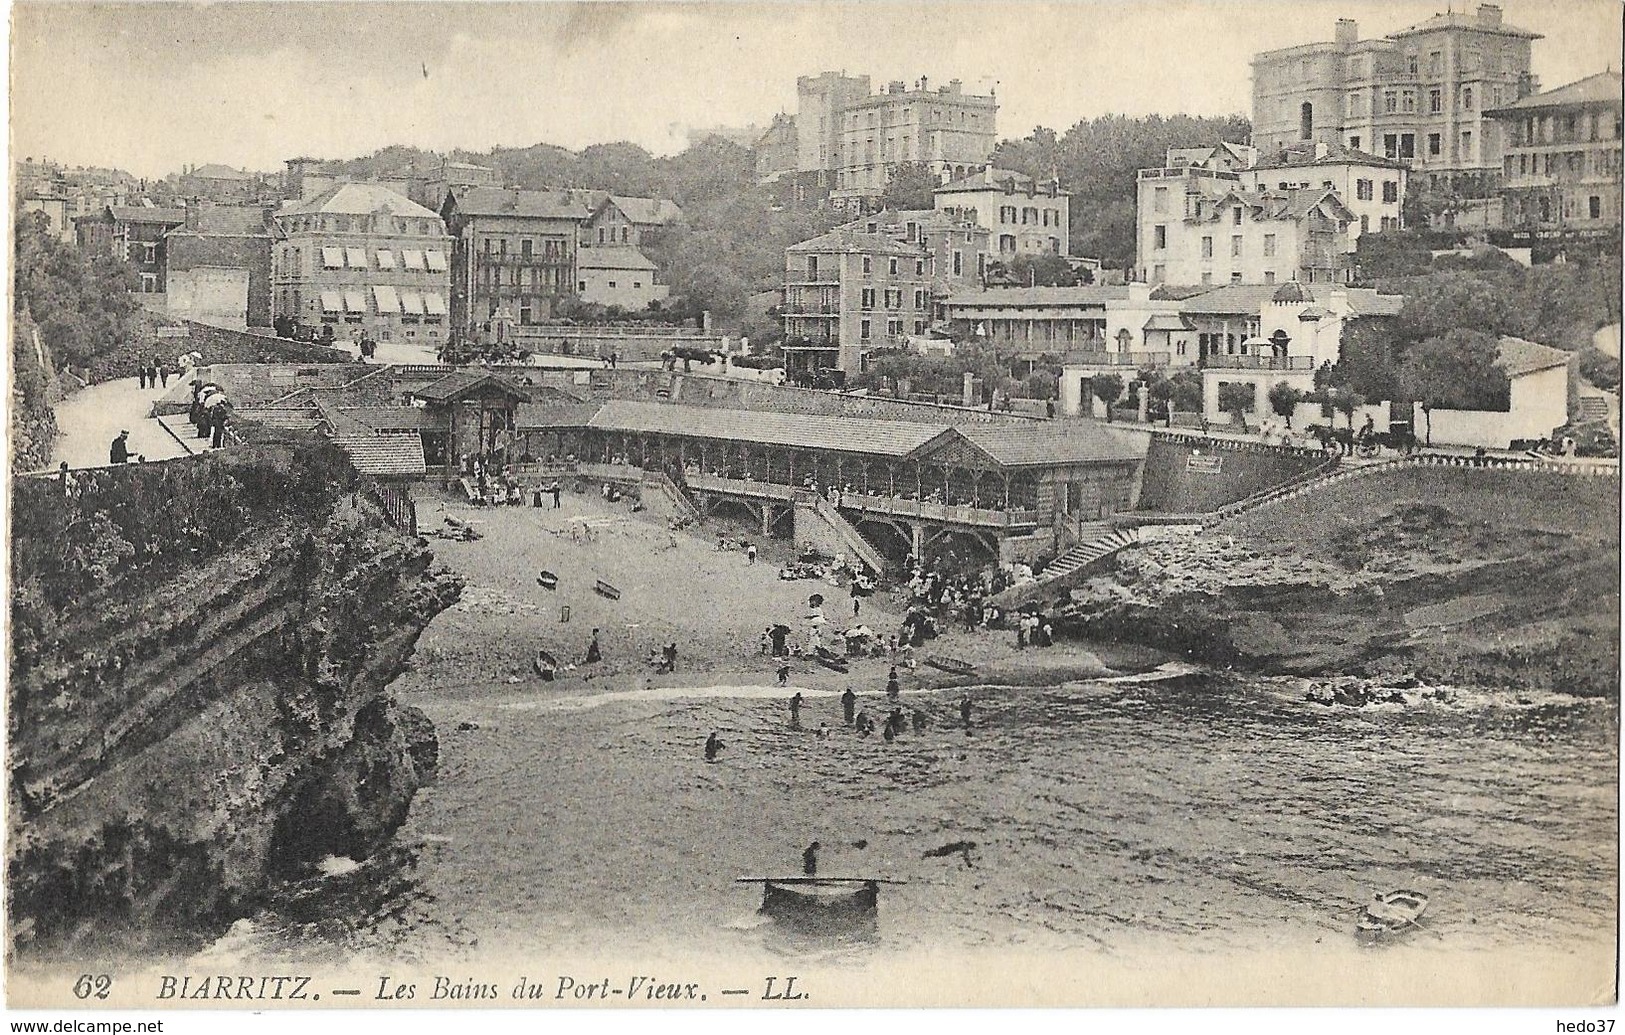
[1300,102,1314,140]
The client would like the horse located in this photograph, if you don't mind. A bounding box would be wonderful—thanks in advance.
[1307,424,1355,455]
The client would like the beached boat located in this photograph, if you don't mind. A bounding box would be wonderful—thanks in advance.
[813,646,850,673]
[742,877,882,931]
[1356,890,1429,939]
[924,656,977,676]
[536,570,559,590]
[594,579,621,600]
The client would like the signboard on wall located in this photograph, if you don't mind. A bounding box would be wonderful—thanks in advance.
[1186,454,1223,474]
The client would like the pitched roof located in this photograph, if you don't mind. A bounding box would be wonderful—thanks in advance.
[585,400,954,458]
[1497,336,1573,378]
[1251,142,1410,172]
[412,369,532,403]
[448,186,591,221]
[514,401,604,429]
[232,407,326,432]
[955,423,1147,467]
[1175,283,1306,314]
[166,206,269,237]
[601,196,684,225]
[108,205,187,225]
[1486,71,1622,113]
[944,286,1131,308]
[936,168,1067,195]
[340,406,444,431]
[282,181,439,219]
[1389,10,1541,40]
[787,229,925,257]
[188,164,255,180]
[1343,288,1406,317]
[577,246,657,271]
[335,434,427,478]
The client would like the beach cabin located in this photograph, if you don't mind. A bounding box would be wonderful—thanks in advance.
[410,370,533,477]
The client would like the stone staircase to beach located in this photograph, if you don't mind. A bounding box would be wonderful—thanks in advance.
[991,523,1141,608]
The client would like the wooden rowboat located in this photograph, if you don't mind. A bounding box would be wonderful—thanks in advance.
[813,647,850,673]
[737,877,891,932]
[1356,889,1429,939]
[924,656,977,675]
[594,579,621,600]
[536,570,559,590]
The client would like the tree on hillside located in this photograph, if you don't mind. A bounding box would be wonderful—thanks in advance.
[1217,381,1255,428]
[1401,329,1510,443]
[14,210,139,371]
[1091,373,1125,421]
[879,162,941,211]
[1267,381,1303,427]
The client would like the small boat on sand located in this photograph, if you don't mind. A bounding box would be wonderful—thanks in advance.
[813,646,850,673]
[1356,889,1429,939]
[738,877,890,932]
[536,570,559,590]
[924,656,977,676]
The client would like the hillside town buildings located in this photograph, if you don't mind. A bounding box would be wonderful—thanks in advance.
[579,195,684,250]
[78,204,186,293]
[1486,71,1624,233]
[576,247,668,309]
[164,203,275,327]
[1251,5,1542,194]
[781,229,933,375]
[934,168,1071,258]
[440,186,589,336]
[271,182,452,345]
[1240,141,1409,244]
[755,71,999,198]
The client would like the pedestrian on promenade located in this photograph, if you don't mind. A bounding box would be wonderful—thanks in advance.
[137,363,148,389]
[789,691,803,728]
[841,686,857,724]
[109,430,133,465]
[210,408,228,449]
[158,364,169,388]
[145,357,159,389]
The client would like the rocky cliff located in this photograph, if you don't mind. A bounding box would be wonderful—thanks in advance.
[1063,467,1620,696]
[8,442,461,958]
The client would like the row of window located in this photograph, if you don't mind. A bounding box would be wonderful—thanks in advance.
[997,205,1062,226]
[1201,233,1277,258]
[283,215,441,236]
[284,246,449,274]
[858,287,929,310]
[847,107,983,129]
[857,318,928,340]
[1351,178,1403,203]
[1507,149,1621,179]
[482,236,569,259]
[483,265,571,290]
[1514,111,1624,147]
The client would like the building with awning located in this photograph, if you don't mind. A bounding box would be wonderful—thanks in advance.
[271,180,453,346]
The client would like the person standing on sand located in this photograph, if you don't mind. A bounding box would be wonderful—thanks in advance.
[886,667,900,700]
[551,482,562,508]
[585,628,603,665]
[841,686,857,725]
[789,691,803,728]
[776,664,790,687]
[803,842,821,876]
[746,542,757,565]
[959,694,973,730]
[882,721,896,744]
[760,628,772,655]
[912,708,929,733]
[1016,617,1028,649]
[705,731,724,762]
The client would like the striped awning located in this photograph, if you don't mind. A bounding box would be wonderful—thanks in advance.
[376,249,397,270]
[320,247,344,269]
[345,247,369,269]
[342,289,368,314]
[422,292,447,315]
[373,285,401,313]
[399,290,425,315]
[424,249,448,272]
[400,249,425,271]
[319,290,343,313]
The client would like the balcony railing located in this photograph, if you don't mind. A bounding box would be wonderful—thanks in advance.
[1063,351,1170,367]
[785,272,842,285]
[686,473,1040,529]
[1203,354,1315,371]
[782,304,841,316]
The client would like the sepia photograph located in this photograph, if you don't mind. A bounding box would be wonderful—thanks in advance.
[5,0,1621,1023]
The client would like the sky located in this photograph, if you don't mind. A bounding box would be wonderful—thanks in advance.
[10,0,1622,179]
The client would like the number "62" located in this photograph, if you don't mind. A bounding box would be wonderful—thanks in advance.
[72,974,112,1000]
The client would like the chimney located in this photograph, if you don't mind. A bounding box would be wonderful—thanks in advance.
[1477,4,1502,25]
[888,80,905,94]
[184,198,199,230]
[947,78,962,95]
[1334,18,1358,45]
[919,75,929,92]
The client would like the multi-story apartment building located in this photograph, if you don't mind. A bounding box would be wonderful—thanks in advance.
[79,204,186,293]
[441,186,589,338]
[782,229,933,374]
[755,72,997,193]
[580,196,684,250]
[934,168,1070,258]
[1251,6,1541,194]
[1487,71,1623,232]
[271,182,452,346]
[836,77,999,193]
[840,207,992,297]
[1136,162,1355,286]
[1241,141,1408,243]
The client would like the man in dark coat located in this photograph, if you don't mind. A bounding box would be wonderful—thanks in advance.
[109,431,133,464]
